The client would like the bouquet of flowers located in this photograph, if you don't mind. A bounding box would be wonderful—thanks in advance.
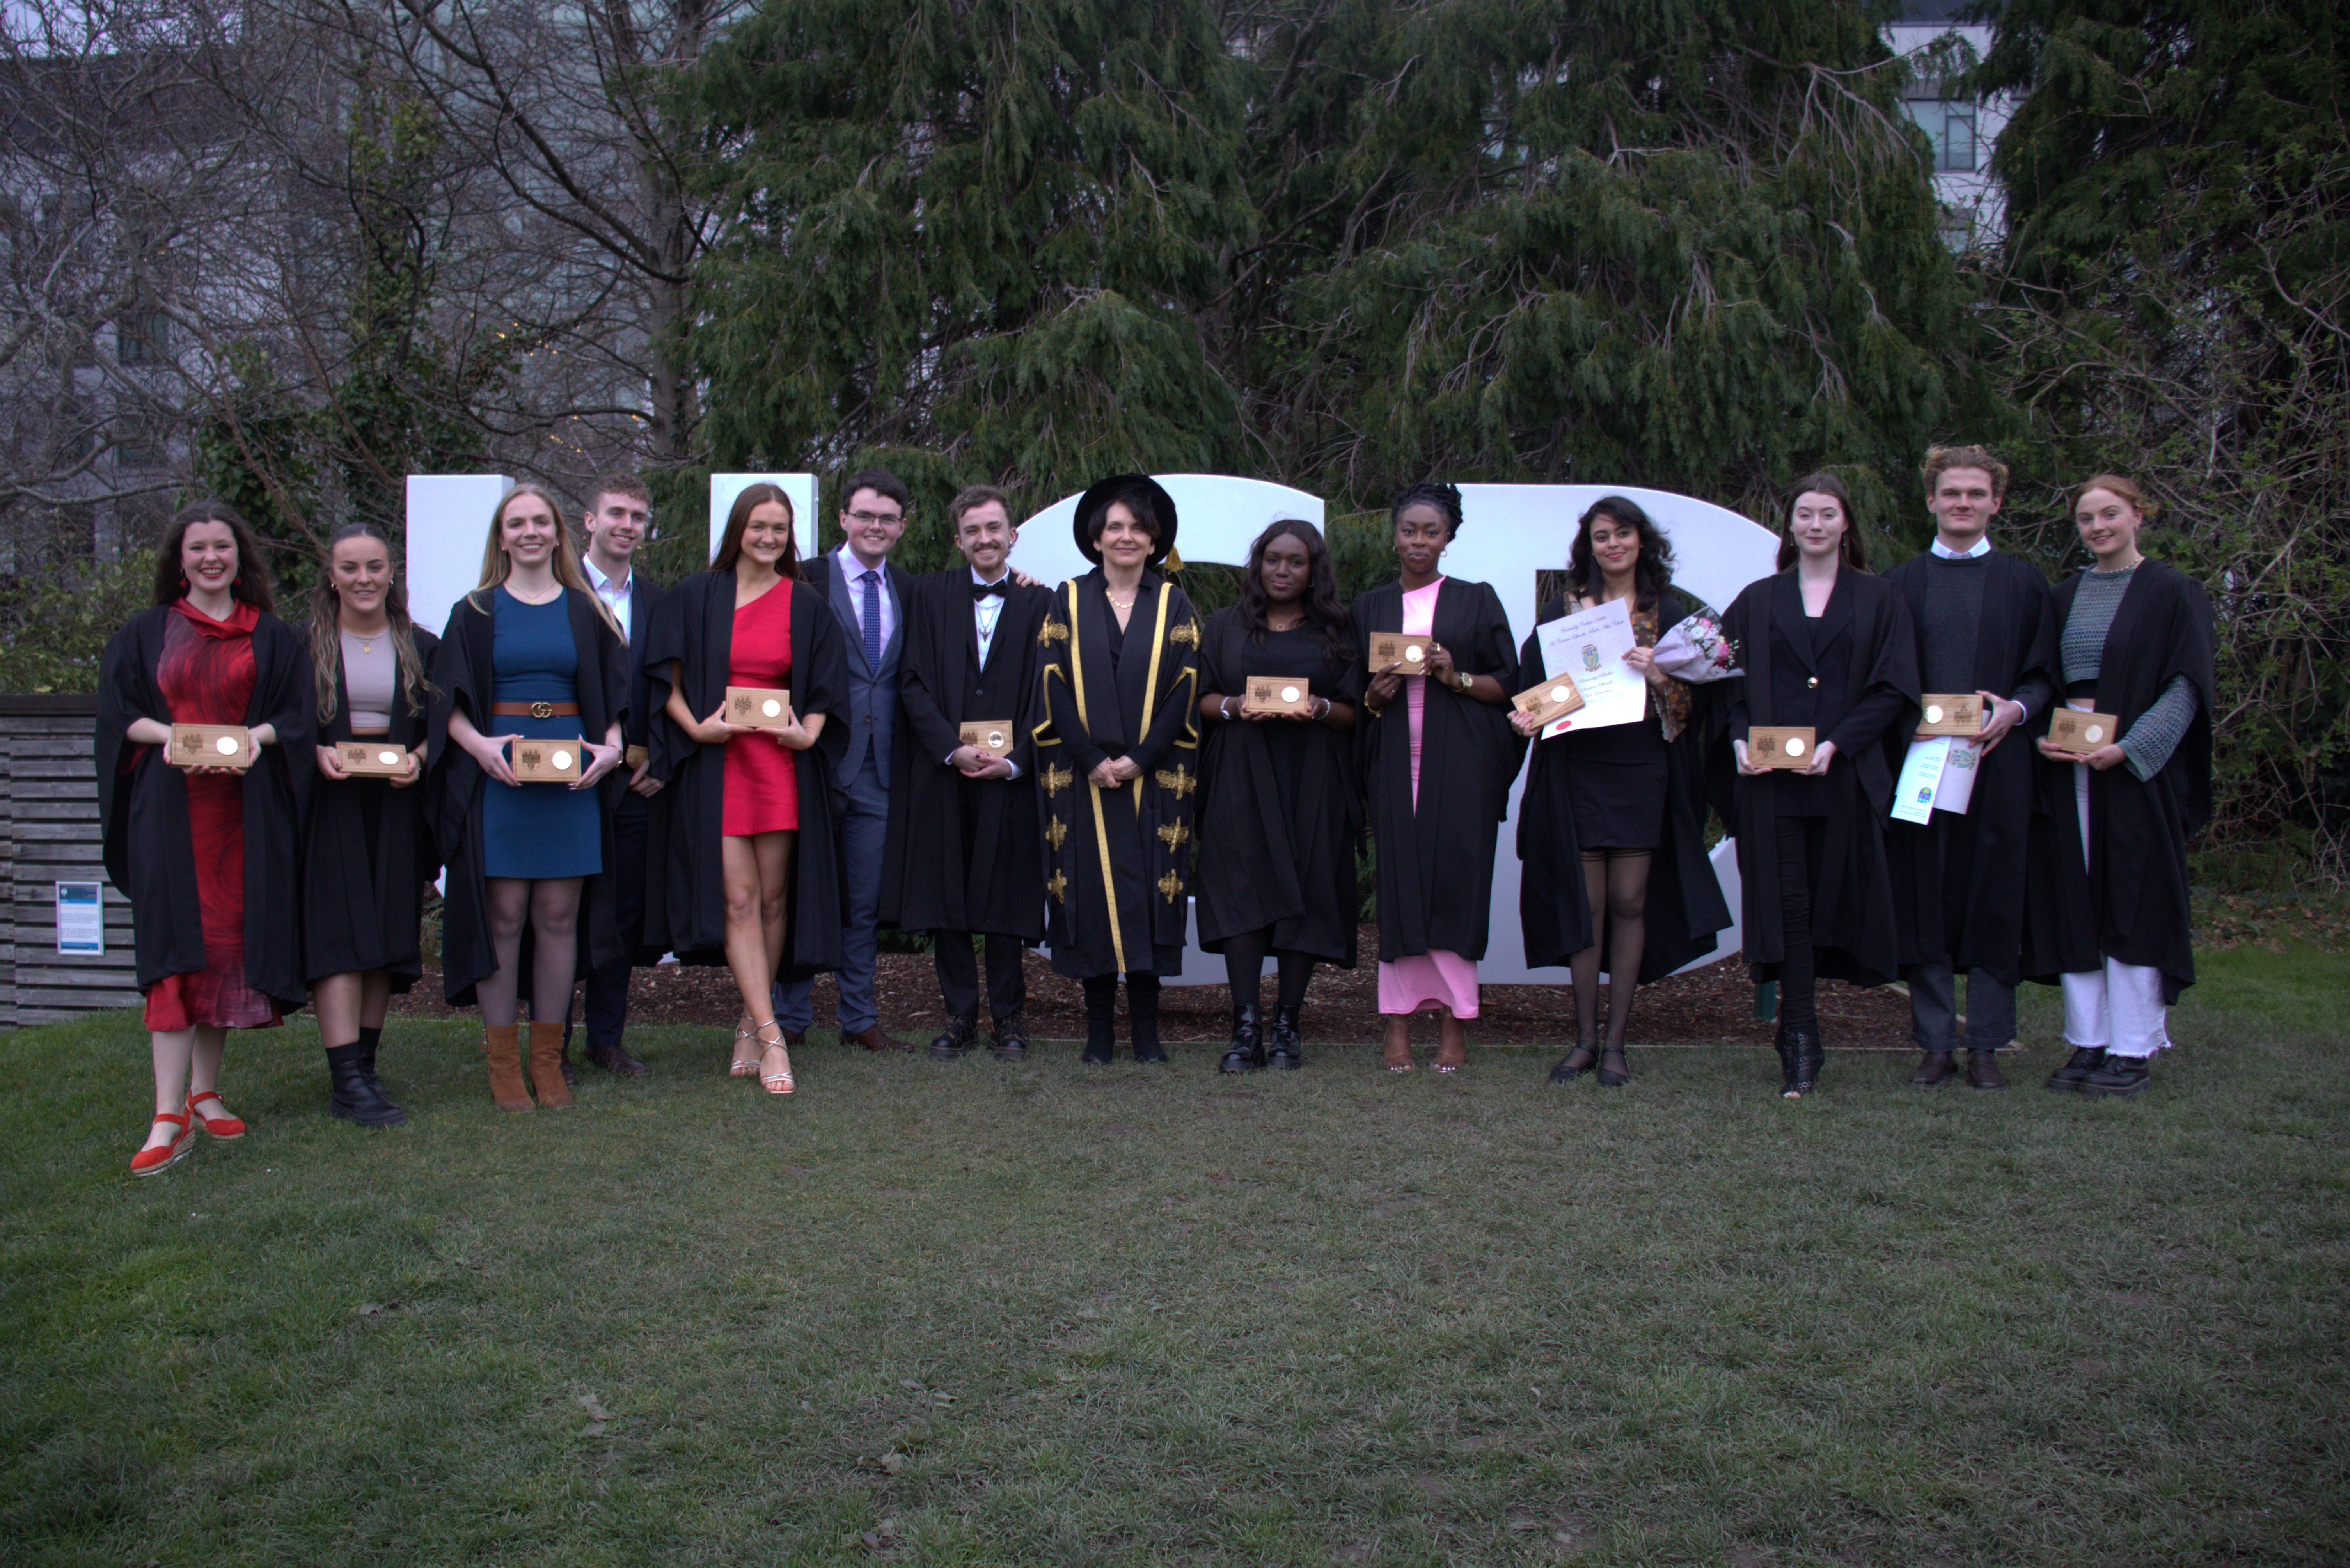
[1651,611,1741,682]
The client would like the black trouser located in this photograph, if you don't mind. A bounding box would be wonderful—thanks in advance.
[1904,961,2017,1052]
[1219,926,1315,1015]
[934,931,1026,1022]
[1774,815,1827,1032]
[536,788,647,1048]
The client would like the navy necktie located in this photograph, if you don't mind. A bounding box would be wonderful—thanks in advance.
[861,569,882,668]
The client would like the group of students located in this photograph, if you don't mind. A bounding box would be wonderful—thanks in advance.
[96,446,2212,1174]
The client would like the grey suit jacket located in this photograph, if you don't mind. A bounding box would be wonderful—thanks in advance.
[808,548,913,781]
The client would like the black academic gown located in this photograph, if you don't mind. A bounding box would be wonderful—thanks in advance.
[1037,570,1201,978]
[302,624,442,987]
[880,569,1051,940]
[1192,606,1365,965]
[1716,567,1920,987]
[640,571,853,977]
[1881,550,2059,984]
[1349,578,1525,963]
[95,605,315,1004]
[1517,591,1731,980]
[424,587,629,1007]
[2020,559,2215,1002]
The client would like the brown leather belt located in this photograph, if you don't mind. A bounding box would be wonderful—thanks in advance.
[490,701,579,718]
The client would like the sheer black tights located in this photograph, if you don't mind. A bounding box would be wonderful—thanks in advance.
[1221,927,1315,1015]
[1570,849,1652,1053]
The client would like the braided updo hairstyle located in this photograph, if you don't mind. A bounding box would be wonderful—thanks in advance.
[1389,480,1464,538]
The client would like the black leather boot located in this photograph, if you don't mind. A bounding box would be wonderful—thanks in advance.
[326,1043,407,1126]
[1786,1025,1824,1098]
[354,1024,386,1092]
[1773,1023,1799,1097]
[1128,976,1166,1063]
[1219,1004,1264,1074]
[1267,1004,1304,1070]
[2044,1046,2105,1092]
[1080,977,1117,1064]
[989,1011,1029,1062]
[929,1012,976,1060]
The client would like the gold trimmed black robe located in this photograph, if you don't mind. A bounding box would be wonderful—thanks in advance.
[1037,569,1200,978]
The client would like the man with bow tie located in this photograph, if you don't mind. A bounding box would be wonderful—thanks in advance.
[879,484,1053,1059]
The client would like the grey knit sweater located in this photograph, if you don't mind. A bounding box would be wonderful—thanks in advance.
[2061,564,2198,781]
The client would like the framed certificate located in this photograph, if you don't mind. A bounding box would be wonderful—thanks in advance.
[1746,726,1818,770]
[168,724,254,770]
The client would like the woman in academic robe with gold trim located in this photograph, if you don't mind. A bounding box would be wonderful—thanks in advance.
[1036,475,1202,1064]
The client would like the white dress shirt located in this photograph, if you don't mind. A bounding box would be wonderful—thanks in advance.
[1929,533,1994,560]
[836,543,896,654]
[952,566,1020,778]
[582,553,635,643]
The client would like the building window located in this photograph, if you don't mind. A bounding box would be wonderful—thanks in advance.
[1903,97,1978,174]
[116,310,170,366]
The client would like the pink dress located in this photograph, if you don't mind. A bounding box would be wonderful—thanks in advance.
[1377,578,1480,1018]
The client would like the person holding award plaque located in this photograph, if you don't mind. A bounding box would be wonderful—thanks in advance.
[1515,496,1730,1088]
[1882,447,2059,1091]
[1195,519,1362,1073]
[96,503,314,1175]
[303,521,440,1127]
[1350,482,1524,1074]
[641,483,850,1096]
[426,485,628,1113]
[2022,475,2214,1098]
[1036,475,1202,1064]
[1719,474,1919,1098]
[881,484,1053,1061]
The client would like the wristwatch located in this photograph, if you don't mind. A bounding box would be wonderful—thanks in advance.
[1456,670,1474,693]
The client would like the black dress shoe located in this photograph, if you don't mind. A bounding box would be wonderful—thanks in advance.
[1909,1050,1958,1087]
[2079,1054,2151,1098]
[2044,1046,2105,1091]
[584,1041,650,1077]
[1965,1048,2008,1091]
[1219,1004,1264,1074]
[1597,1046,1630,1087]
[989,1013,1029,1061]
[1549,1044,1598,1084]
[929,1013,976,1061]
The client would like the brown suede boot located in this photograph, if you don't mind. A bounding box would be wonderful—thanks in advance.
[528,1021,573,1108]
[483,1024,533,1112]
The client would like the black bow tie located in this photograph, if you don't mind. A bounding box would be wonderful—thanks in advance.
[972,580,1008,600]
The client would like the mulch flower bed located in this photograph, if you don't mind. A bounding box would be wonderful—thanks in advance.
[392,926,1915,1047]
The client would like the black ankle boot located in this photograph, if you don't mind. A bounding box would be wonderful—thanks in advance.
[1267,1004,1304,1070]
[929,1012,976,1060]
[1786,1025,1824,1098]
[1081,978,1117,1064]
[1220,1004,1264,1074]
[1129,977,1166,1063]
[326,1043,407,1126]
[1773,1023,1799,1096]
[355,1024,386,1091]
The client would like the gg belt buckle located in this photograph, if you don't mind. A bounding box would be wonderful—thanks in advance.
[530,701,555,720]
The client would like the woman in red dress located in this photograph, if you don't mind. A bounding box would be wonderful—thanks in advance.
[96,504,314,1175]
[646,485,833,1095]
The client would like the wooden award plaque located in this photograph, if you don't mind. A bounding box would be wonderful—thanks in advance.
[511,737,583,782]
[959,720,1015,757]
[1512,673,1586,727]
[1245,676,1314,715]
[167,723,254,771]
[1916,693,1985,738]
[1367,633,1434,673]
[726,686,794,731]
[1747,726,1818,770]
[625,745,649,771]
[2047,709,2121,755]
[337,741,412,777]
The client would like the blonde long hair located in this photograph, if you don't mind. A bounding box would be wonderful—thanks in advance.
[310,521,435,724]
[465,483,620,636]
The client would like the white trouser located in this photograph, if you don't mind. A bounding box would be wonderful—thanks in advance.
[2064,749,2170,1057]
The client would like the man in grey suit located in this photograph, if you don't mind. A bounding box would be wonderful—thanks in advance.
[776,467,919,1050]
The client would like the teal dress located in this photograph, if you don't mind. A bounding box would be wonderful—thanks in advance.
[481,588,602,879]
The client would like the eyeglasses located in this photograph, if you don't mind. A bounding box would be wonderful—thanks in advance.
[846,509,903,526]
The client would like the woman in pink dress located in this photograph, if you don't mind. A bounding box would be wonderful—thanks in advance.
[1349,482,1525,1072]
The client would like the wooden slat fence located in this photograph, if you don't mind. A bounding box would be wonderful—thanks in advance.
[0,695,141,1027]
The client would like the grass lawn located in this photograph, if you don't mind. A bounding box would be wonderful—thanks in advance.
[4,951,2347,1567]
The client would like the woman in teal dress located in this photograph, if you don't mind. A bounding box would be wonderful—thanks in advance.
[427,484,628,1113]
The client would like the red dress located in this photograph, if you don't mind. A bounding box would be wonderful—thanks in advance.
[144,598,281,1031]
[722,581,800,835]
